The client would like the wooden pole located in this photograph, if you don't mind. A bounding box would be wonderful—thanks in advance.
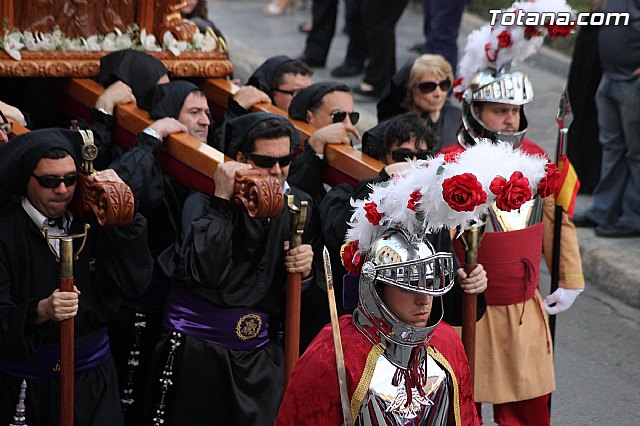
[59,238,75,426]
[460,227,481,386]
[323,247,353,426]
[283,197,307,387]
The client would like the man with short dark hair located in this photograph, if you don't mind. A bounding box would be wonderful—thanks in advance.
[146,113,320,425]
[287,82,361,202]
[0,128,152,425]
[248,56,314,112]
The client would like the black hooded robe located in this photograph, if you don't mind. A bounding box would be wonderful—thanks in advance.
[0,206,152,426]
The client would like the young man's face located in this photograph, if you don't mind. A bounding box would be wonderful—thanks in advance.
[477,102,521,133]
[272,73,312,112]
[237,136,291,187]
[382,285,433,327]
[178,92,211,143]
[307,91,355,129]
[383,136,429,165]
[27,155,77,218]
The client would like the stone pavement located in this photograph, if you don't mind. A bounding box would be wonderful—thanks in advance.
[207,0,640,308]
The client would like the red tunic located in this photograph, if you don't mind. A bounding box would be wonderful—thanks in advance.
[275,315,479,426]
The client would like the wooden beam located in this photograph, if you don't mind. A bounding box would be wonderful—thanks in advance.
[59,78,227,178]
[199,78,384,186]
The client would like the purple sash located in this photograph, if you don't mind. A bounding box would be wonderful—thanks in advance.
[0,328,110,380]
[164,286,269,350]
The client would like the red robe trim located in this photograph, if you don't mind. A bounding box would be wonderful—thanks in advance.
[275,315,479,426]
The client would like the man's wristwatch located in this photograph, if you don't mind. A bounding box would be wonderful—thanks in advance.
[143,127,163,141]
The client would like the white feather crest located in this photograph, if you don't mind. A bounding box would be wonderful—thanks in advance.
[454,0,575,96]
[346,141,549,253]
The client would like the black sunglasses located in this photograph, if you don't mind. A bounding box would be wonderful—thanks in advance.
[273,88,301,97]
[415,79,452,94]
[330,111,360,125]
[249,153,293,169]
[31,173,78,189]
[389,149,431,163]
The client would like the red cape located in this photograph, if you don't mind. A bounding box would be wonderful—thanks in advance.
[275,315,479,426]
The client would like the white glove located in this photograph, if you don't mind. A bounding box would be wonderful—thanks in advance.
[543,288,583,315]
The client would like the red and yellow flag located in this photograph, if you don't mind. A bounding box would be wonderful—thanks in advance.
[555,155,580,217]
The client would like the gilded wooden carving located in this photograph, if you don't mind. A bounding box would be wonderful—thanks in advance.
[0,51,232,77]
[71,173,136,227]
[153,0,197,41]
[233,170,285,219]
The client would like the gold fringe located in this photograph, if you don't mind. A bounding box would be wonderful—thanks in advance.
[429,346,461,426]
[350,343,385,421]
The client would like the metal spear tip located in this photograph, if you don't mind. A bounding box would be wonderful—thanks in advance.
[555,89,574,130]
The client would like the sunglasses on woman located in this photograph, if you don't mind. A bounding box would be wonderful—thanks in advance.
[389,149,431,163]
[330,111,360,125]
[415,79,452,94]
[32,173,78,189]
[249,153,293,169]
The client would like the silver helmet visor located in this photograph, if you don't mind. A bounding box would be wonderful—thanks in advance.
[368,252,455,296]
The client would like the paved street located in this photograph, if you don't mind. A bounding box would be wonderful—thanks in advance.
[208,1,640,423]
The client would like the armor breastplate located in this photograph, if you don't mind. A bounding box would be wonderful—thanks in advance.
[355,353,450,426]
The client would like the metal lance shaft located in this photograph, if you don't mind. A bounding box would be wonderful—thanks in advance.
[460,220,485,388]
[59,238,75,426]
[548,89,573,414]
[283,195,307,387]
[323,247,353,426]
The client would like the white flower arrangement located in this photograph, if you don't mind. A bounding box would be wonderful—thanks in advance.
[1,25,218,61]
[346,141,554,254]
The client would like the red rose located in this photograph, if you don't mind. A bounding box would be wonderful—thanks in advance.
[364,201,383,226]
[546,23,575,38]
[497,30,513,48]
[442,173,487,212]
[537,162,559,198]
[407,189,422,211]
[443,149,463,163]
[490,175,507,195]
[484,43,497,62]
[524,26,542,39]
[341,240,363,275]
[493,171,532,212]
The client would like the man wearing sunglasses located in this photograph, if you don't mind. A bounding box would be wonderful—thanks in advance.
[287,82,361,202]
[248,56,314,112]
[0,128,152,426]
[147,113,322,425]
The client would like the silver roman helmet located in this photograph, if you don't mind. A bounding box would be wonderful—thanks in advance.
[459,64,534,149]
[353,228,455,369]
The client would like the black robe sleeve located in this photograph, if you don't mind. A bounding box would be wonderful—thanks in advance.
[161,192,235,289]
[287,144,327,205]
[101,212,154,301]
[109,132,165,214]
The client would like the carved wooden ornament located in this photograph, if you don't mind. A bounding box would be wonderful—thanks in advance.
[233,170,284,219]
[71,174,136,227]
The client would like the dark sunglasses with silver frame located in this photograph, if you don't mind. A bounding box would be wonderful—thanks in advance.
[330,110,360,125]
[273,88,302,97]
[31,172,79,189]
[248,153,293,169]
